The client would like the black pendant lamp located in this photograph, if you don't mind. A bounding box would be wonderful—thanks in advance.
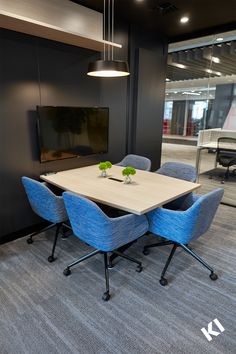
[87,0,130,78]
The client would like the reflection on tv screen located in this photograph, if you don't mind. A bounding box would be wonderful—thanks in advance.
[37,106,109,162]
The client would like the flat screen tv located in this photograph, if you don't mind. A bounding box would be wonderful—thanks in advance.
[37,106,109,162]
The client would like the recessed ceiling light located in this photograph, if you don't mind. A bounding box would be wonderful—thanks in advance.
[216,37,223,42]
[166,78,170,82]
[216,72,222,76]
[174,91,178,94]
[212,56,220,64]
[180,16,189,24]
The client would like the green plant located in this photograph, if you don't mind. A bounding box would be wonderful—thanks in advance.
[122,166,136,176]
[99,161,112,171]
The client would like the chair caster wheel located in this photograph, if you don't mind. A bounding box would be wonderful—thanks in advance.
[102,292,110,301]
[63,268,71,276]
[143,248,149,256]
[48,255,56,263]
[136,265,143,273]
[210,272,218,281]
[27,238,33,244]
[159,277,168,286]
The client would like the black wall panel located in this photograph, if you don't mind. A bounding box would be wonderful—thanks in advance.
[0,25,167,241]
[0,30,101,238]
[127,28,168,171]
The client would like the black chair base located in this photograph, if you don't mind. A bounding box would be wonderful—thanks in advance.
[108,240,138,268]
[209,167,236,184]
[26,223,57,244]
[63,249,142,301]
[143,240,218,286]
[26,222,71,262]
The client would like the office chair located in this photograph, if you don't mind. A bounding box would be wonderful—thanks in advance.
[156,161,197,210]
[156,162,197,182]
[143,188,224,286]
[22,177,68,262]
[116,154,151,171]
[62,192,148,301]
[216,137,236,183]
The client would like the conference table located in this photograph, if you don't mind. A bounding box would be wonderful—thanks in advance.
[40,164,201,215]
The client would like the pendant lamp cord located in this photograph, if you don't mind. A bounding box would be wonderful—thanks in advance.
[36,45,42,106]
[112,0,114,60]
[108,0,110,60]
[103,0,114,61]
[103,0,106,60]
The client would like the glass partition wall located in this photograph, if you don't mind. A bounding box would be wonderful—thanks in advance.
[164,33,236,139]
[162,30,236,207]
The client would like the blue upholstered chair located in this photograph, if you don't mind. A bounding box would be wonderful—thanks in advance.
[156,162,197,210]
[22,177,68,262]
[116,154,151,171]
[156,162,197,182]
[63,192,148,301]
[143,188,224,286]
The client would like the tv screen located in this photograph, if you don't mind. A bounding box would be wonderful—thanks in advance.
[37,106,109,162]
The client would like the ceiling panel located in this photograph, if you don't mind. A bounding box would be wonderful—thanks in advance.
[72,0,236,41]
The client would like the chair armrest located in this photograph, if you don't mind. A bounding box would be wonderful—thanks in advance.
[147,207,194,243]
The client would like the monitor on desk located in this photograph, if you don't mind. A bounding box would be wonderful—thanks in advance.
[37,106,109,162]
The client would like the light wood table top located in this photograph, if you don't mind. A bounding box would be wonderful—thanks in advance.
[40,165,201,215]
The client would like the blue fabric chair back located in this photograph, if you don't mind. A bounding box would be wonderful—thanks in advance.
[156,162,197,182]
[22,176,67,224]
[147,188,224,244]
[189,188,224,240]
[116,154,151,171]
[63,192,148,251]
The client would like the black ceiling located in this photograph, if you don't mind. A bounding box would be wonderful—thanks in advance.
[72,0,236,42]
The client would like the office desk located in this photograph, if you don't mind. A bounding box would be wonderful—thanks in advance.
[196,142,236,176]
[41,165,200,215]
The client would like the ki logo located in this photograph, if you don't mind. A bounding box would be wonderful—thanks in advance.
[201,318,225,341]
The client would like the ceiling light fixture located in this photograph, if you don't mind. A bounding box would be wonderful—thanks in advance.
[212,56,220,64]
[216,37,223,42]
[182,91,200,96]
[166,78,170,82]
[180,16,189,24]
[87,0,130,78]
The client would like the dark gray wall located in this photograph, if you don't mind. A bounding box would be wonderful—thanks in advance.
[208,83,235,128]
[127,28,167,171]
[0,25,167,241]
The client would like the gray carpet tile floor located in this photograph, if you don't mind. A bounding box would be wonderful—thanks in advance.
[199,168,236,207]
[0,204,236,354]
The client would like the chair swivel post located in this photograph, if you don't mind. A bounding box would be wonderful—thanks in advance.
[48,223,62,263]
[160,244,178,286]
[102,252,111,301]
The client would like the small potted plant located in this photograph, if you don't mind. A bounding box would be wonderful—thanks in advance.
[98,161,112,177]
[122,166,136,184]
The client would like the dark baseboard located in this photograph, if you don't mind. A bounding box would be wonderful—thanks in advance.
[0,221,50,245]
[162,137,197,146]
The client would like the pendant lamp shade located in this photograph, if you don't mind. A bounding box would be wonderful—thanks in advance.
[87,0,130,78]
[87,60,130,77]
